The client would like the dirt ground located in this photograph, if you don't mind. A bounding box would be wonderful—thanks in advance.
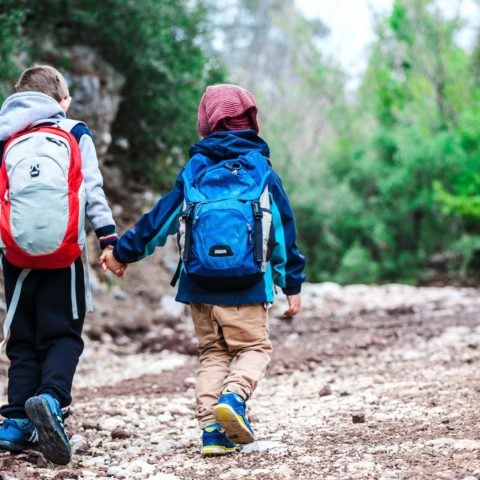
[1,267,480,479]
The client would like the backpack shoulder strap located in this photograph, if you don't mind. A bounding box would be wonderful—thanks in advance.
[28,118,86,133]
[28,118,57,129]
[57,118,86,133]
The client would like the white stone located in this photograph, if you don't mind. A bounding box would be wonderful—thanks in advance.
[427,438,480,451]
[184,376,196,387]
[151,440,174,452]
[100,417,126,431]
[241,441,287,453]
[165,404,194,416]
[159,295,184,319]
[126,460,155,475]
[273,466,296,479]
[107,466,121,477]
[80,472,97,478]
[149,474,181,480]
[111,286,127,300]
[251,468,272,476]
[83,456,107,467]
[70,434,90,453]
[219,469,250,480]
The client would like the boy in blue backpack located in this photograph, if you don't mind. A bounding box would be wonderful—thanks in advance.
[0,66,118,464]
[101,84,305,455]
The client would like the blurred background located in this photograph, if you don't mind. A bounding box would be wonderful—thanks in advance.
[2,0,480,287]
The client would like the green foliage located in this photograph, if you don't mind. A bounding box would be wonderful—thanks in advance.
[335,242,380,285]
[434,180,480,218]
[449,234,480,279]
[0,1,27,97]
[0,0,224,186]
[288,0,480,284]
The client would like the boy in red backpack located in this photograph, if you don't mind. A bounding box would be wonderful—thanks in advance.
[0,66,118,464]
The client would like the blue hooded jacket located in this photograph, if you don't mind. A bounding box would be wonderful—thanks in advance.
[113,130,306,305]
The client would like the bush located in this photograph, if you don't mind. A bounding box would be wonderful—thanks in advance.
[0,1,225,186]
[334,242,380,285]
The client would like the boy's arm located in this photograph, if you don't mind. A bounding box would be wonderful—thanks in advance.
[112,175,185,264]
[73,124,118,249]
[269,170,306,295]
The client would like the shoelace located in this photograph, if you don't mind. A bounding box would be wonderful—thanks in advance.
[2,419,15,430]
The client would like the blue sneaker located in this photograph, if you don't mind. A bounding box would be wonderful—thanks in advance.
[201,423,236,456]
[0,418,38,452]
[25,393,71,465]
[212,392,255,444]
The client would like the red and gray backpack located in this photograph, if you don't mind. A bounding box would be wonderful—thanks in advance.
[0,119,86,269]
[0,119,90,350]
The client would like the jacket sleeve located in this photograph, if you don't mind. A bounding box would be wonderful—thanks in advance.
[73,124,118,249]
[113,175,185,264]
[269,170,306,295]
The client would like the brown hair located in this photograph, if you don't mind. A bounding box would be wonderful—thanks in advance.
[14,65,69,102]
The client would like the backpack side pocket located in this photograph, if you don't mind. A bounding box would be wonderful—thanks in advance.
[260,186,273,272]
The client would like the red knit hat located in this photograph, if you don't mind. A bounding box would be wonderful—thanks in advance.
[197,84,259,137]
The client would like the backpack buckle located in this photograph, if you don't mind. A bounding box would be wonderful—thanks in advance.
[225,162,242,175]
[253,201,263,219]
[182,203,194,220]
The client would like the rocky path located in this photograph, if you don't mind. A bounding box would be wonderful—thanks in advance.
[1,283,480,479]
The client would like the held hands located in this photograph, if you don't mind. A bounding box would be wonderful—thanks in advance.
[283,294,301,317]
[99,245,128,279]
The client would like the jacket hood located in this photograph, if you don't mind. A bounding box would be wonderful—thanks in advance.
[0,92,65,141]
[197,84,259,137]
[189,129,270,161]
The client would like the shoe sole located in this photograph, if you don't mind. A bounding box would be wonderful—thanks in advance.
[212,404,255,445]
[201,445,236,456]
[25,397,71,465]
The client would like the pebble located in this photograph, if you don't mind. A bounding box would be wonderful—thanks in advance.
[427,438,480,451]
[241,441,287,453]
[149,474,182,480]
[100,417,126,431]
[36,455,48,467]
[319,384,332,397]
[127,459,155,475]
[352,413,366,424]
[111,429,132,439]
[159,295,185,319]
[107,466,122,477]
[219,469,250,479]
[153,440,174,453]
[111,286,127,300]
[70,434,90,454]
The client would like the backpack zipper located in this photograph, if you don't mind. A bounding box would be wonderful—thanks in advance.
[46,136,68,150]
[247,223,253,243]
[193,203,203,225]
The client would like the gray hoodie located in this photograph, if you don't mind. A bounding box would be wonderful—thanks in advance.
[0,92,116,236]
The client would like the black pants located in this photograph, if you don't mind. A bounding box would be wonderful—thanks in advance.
[0,257,85,418]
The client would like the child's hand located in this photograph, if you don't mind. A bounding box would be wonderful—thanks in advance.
[283,294,301,317]
[99,246,127,279]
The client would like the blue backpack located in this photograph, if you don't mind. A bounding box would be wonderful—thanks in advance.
[173,151,275,290]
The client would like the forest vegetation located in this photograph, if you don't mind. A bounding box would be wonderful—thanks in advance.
[1,0,480,285]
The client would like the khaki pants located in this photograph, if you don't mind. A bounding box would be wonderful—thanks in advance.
[190,303,272,429]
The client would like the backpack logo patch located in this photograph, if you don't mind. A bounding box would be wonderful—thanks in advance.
[30,163,40,178]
